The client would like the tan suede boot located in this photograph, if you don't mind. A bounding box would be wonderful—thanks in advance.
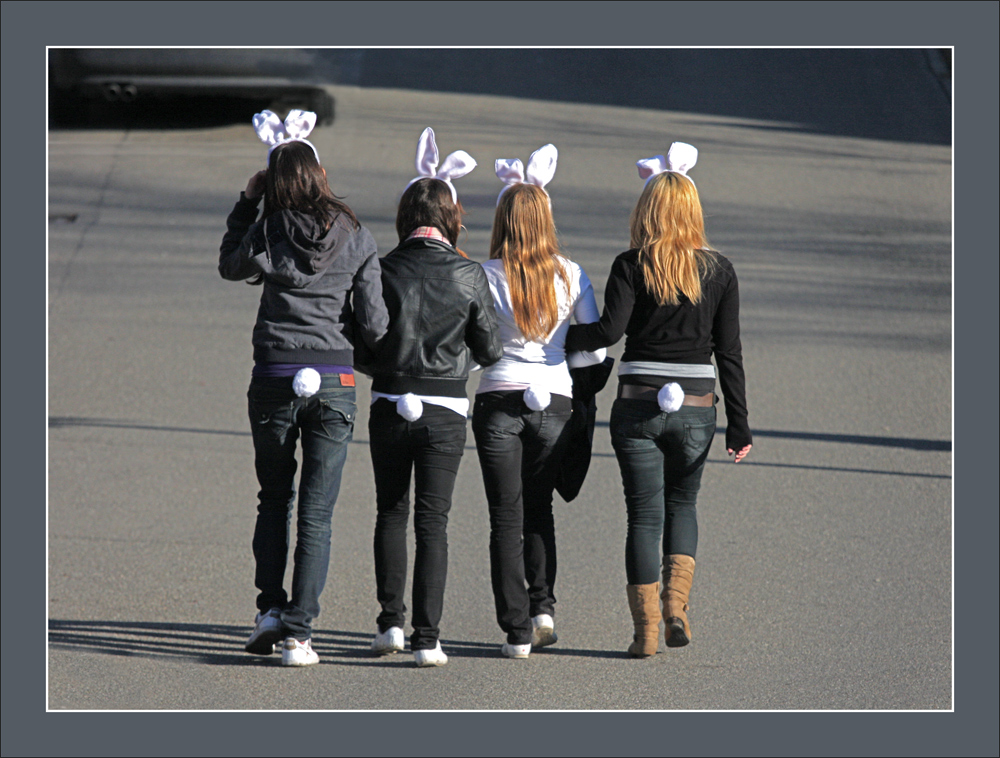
[662,554,696,647]
[626,583,661,658]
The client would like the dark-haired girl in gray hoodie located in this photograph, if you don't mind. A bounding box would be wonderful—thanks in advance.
[219,122,388,667]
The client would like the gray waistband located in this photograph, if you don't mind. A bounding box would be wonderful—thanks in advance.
[618,361,716,378]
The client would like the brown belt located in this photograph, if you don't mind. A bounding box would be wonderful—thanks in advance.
[618,384,715,406]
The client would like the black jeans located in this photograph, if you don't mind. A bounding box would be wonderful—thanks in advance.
[609,398,716,585]
[369,399,467,651]
[247,376,356,640]
[472,391,573,645]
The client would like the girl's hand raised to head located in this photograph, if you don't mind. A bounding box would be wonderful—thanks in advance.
[727,444,752,463]
[245,170,267,200]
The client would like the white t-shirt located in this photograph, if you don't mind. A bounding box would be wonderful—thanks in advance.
[478,256,606,398]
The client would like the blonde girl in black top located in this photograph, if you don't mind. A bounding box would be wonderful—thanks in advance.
[565,143,751,657]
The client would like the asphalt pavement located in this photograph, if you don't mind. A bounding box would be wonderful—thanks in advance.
[46,50,951,712]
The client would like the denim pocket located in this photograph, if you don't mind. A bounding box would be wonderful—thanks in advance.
[318,397,356,423]
[317,395,356,443]
[682,410,716,460]
[473,394,522,435]
[424,413,468,455]
[248,398,295,444]
[536,407,572,445]
[610,399,655,441]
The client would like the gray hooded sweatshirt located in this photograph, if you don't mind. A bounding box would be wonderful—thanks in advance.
[219,193,389,365]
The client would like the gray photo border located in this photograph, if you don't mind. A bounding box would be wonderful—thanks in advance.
[4,1,997,756]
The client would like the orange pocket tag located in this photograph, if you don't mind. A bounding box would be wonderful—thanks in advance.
[339,373,356,387]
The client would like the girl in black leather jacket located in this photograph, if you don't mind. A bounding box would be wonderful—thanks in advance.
[362,129,502,667]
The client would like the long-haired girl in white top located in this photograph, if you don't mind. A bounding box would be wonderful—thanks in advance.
[474,146,604,658]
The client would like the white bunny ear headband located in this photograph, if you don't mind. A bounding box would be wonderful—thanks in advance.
[495,143,558,205]
[406,127,477,204]
[253,109,320,165]
[636,141,698,186]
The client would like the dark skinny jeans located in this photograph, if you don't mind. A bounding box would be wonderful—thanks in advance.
[472,391,573,645]
[609,398,716,585]
[369,399,467,651]
[247,375,356,641]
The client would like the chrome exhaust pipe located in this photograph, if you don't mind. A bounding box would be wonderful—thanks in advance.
[102,83,121,102]
[120,84,138,102]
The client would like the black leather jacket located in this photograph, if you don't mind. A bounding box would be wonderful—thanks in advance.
[358,237,503,397]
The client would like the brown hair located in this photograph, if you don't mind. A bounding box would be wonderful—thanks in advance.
[489,183,569,341]
[395,178,464,247]
[262,141,359,232]
[629,171,716,305]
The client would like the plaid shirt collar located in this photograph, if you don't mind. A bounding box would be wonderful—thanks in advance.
[407,226,451,246]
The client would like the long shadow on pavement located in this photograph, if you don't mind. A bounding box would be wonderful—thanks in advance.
[48,619,622,666]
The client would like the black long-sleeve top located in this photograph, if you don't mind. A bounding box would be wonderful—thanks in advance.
[565,248,751,451]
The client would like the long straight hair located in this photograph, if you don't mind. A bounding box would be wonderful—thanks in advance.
[262,141,359,232]
[489,182,569,341]
[629,171,716,305]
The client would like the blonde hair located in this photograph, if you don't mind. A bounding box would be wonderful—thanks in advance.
[629,171,717,306]
[489,183,569,341]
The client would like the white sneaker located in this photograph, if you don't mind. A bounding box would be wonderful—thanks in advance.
[501,642,532,659]
[281,637,319,666]
[531,614,558,648]
[371,626,405,656]
[413,641,448,668]
[245,608,284,655]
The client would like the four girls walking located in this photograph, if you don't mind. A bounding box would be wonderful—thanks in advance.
[221,112,750,666]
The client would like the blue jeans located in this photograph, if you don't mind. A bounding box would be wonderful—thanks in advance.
[472,392,573,645]
[369,399,467,651]
[247,376,356,640]
[609,398,716,585]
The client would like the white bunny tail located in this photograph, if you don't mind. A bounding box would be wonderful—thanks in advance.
[657,382,685,413]
[293,368,322,398]
[396,393,424,421]
[523,386,551,411]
